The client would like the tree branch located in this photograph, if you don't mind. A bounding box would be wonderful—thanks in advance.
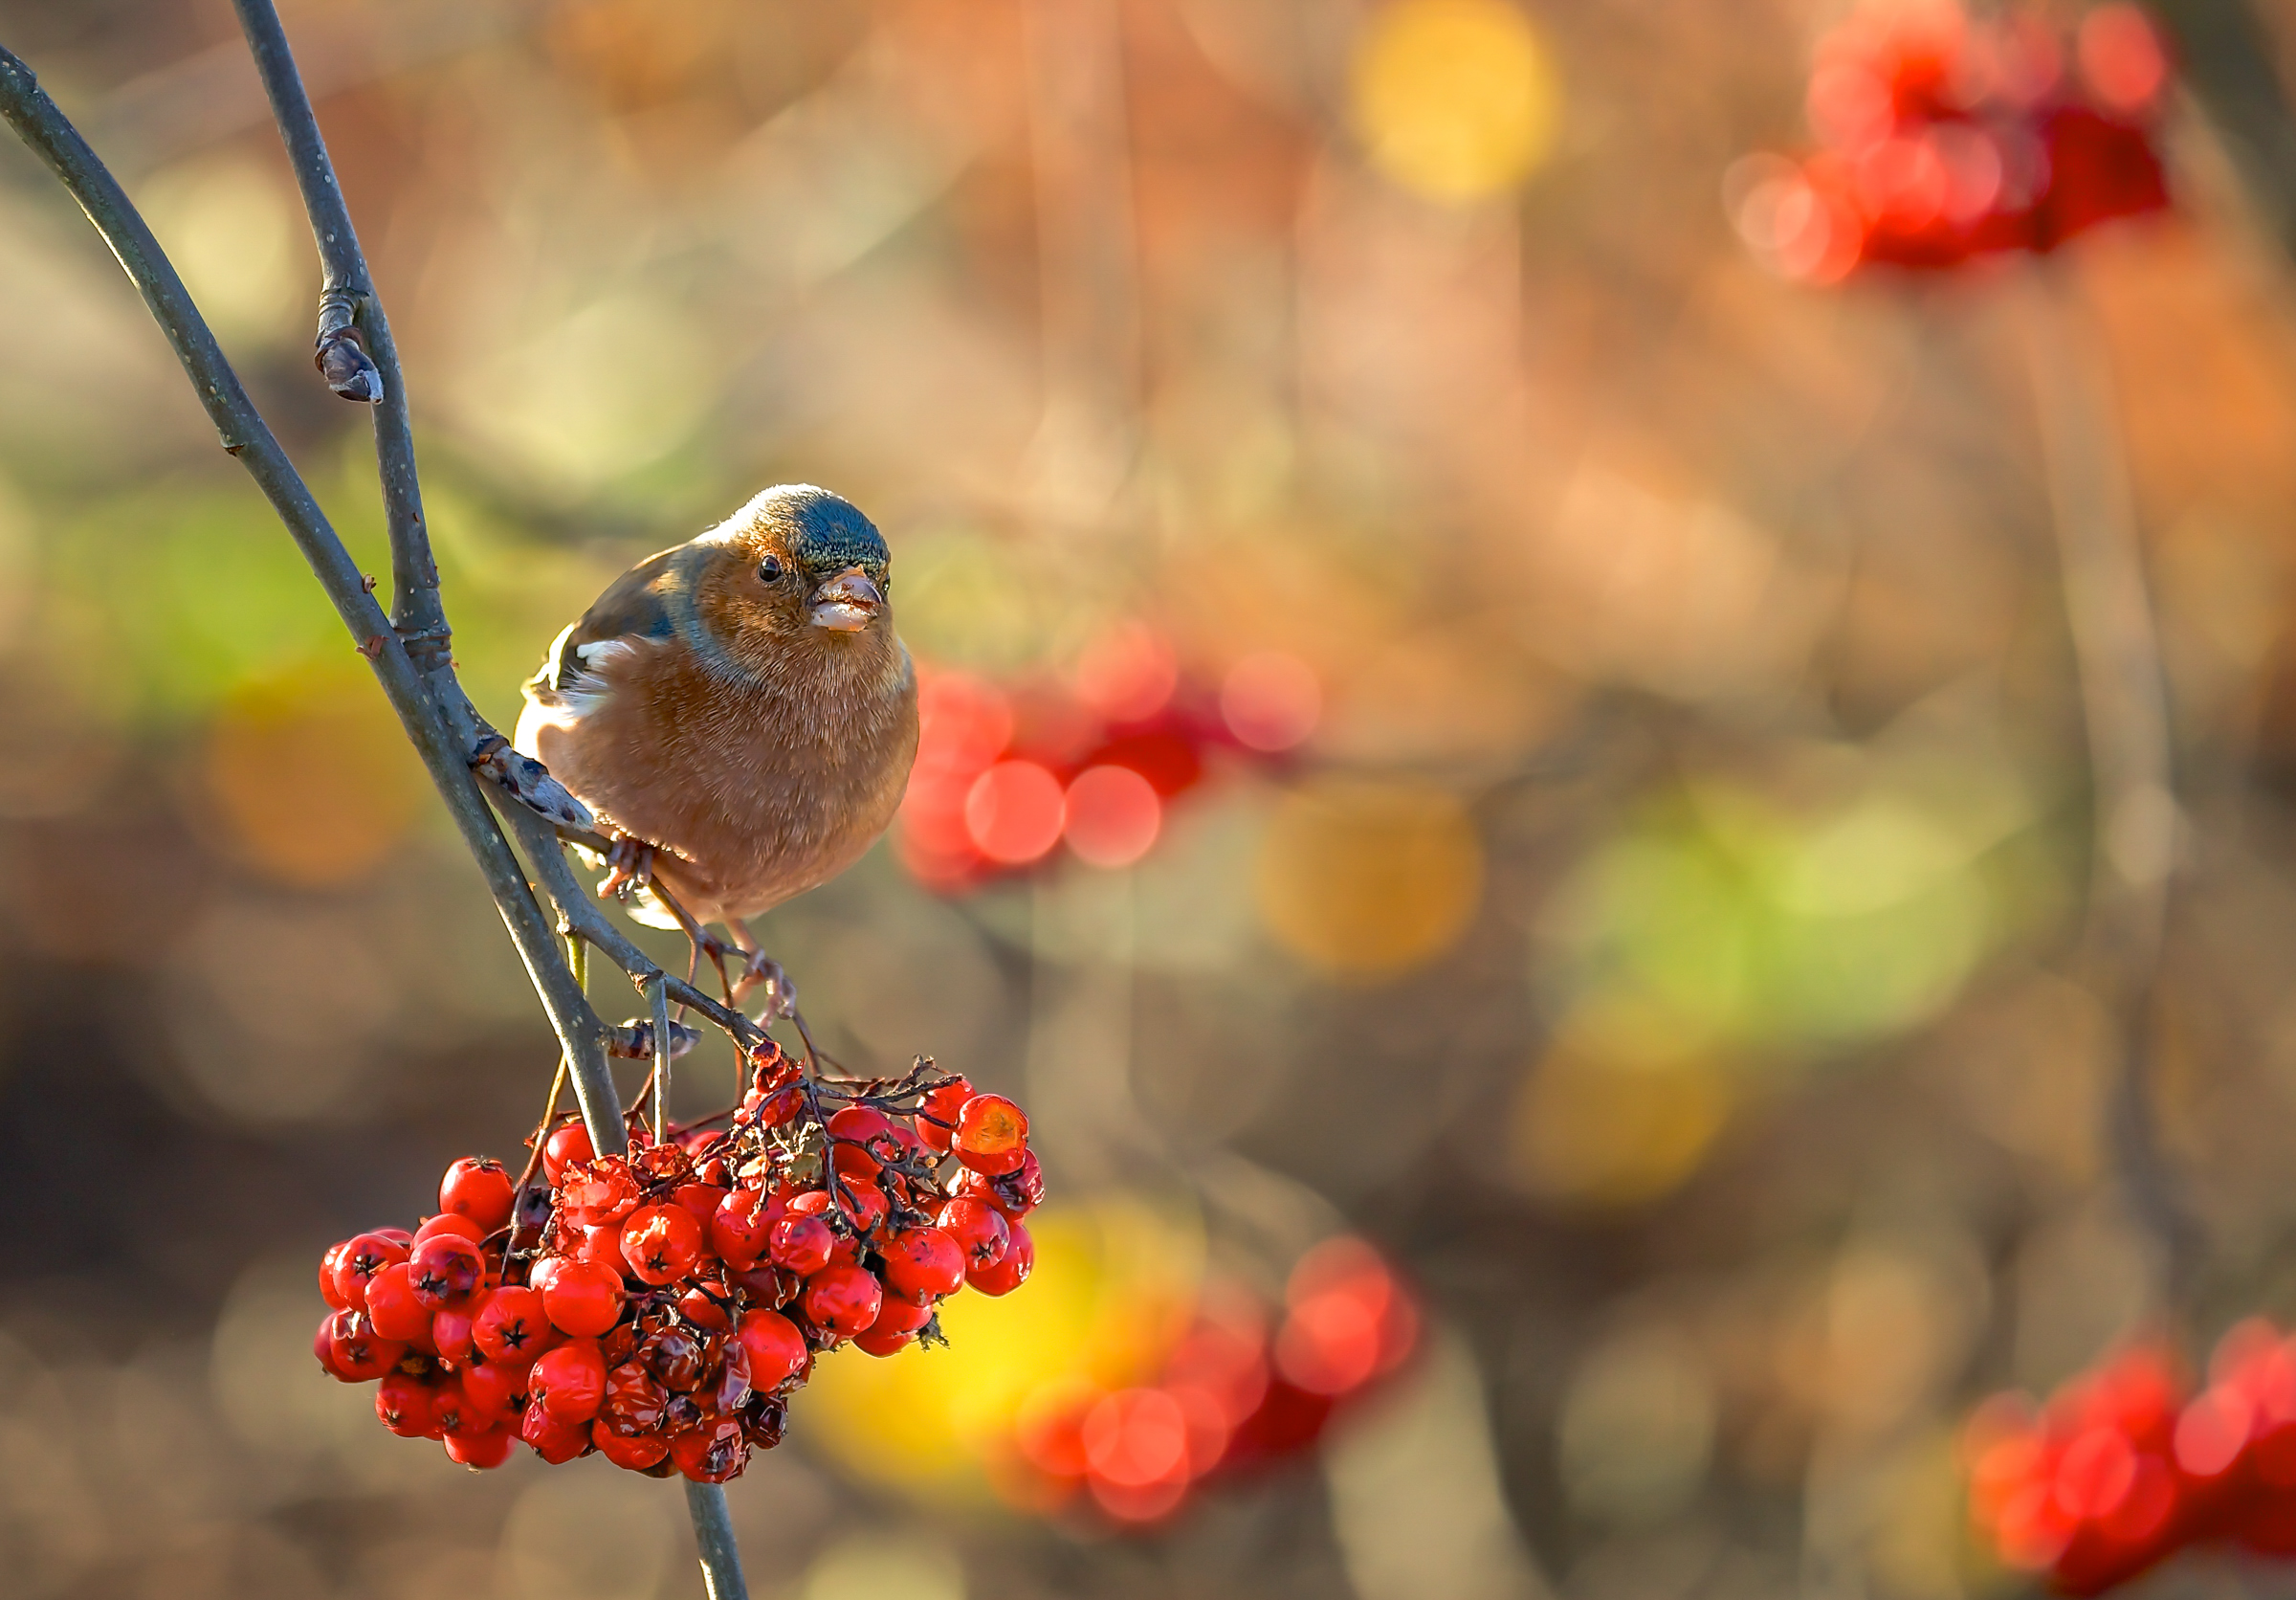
[2020,266,2197,1297]
[0,31,746,1596]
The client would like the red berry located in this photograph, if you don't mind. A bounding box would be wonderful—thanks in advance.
[542,1122,594,1186]
[622,1205,706,1286]
[460,1356,526,1423]
[742,1396,789,1451]
[313,1316,349,1381]
[411,1212,488,1248]
[709,1338,754,1415]
[954,1094,1028,1175]
[559,1157,642,1228]
[642,1325,710,1392]
[958,1151,1043,1219]
[880,1227,966,1302]
[331,1232,408,1310]
[541,1257,626,1337]
[854,1294,934,1357]
[440,1156,517,1233]
[917,1077,973,1152]
[443,1428,515,1469]
[320,1240,353,1311]
[679,1287,733,1330]
[531,1339,607,1422]
[572,1221,627,1274]
[430,1378,477,1438]
[519,1395,591,1463]
[937,1198,1010,1269]
[591,1419,669,1470]
[324,1309,406,1382]
[432,1305,478,1366]
[968,1219,1034,1297]
[527,1255,566,1300]
[375,1371,434,1438]
[364,1261,434,1344]
[787,1183,883,1243]
[408,1233,487,1311]
[736,1309,809,1390]
[767,1214,835,1276]
[473,1286,552,1363]
[802,1264,883,1340]
[602,1361,670,1434]
[674,1182,729,1228]
[671,1417,748,1483]
[710,1188,779,1267]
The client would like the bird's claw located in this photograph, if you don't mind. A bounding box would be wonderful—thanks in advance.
[737,954,797,1019]
[597,835,655,900]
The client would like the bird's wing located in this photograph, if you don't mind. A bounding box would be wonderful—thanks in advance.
[524,545,683,712]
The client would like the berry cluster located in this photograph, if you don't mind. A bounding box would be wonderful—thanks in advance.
[897,624,1319,891]
[1010,1236,1417,1523]
[316,1047,1042,1480]
[1738,0,2170,283]
[1966,1321,2296,1593]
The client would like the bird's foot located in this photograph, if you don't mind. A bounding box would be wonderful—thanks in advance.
[596,834,656,900]
[733,953,798,1021]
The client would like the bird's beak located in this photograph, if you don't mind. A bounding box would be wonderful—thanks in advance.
[808,567,883,632]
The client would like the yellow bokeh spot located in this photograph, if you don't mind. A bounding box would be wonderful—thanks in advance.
[1512,1002,1735,1205]
[1350,0,1561,203]
[203,667,429,888]
[803,1201,1203,1498]
[1255,778,1484,978]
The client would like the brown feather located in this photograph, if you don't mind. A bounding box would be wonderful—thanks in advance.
[514,487,920,925]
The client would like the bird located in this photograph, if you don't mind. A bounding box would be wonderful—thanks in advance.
[515,484,919,965]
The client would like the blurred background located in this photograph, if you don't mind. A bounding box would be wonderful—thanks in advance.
[3,0,2296,1595]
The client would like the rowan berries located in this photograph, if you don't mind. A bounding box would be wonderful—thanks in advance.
[408,1233,487,1311]
[622,1205,705,1285]
[954,1095,1028,1174]
[937,1198,1010,1269]
[440,1156,516,1233]
[803,1263,884,1340]
[880,1226,965,1302]
[766,1214,834,1276]
[532,1339,607,1422]
[541,1258,624,1337]
[330,1232,407,1310]
[314,1060,1041,1478]
[473,1285,551,1362]
[968,1220,1034,1297]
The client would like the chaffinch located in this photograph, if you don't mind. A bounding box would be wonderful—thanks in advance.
[514,484,919,939]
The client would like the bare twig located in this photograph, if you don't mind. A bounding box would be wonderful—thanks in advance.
[0,46,610,1145]
[0,28,747,1596]
[648,972,673,1144]
[2020,266,2196,1296]
[683,1478,750,1600]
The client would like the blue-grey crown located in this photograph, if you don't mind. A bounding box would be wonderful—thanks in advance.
[745,483,887,575]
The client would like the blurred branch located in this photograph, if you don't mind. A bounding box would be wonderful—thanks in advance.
[2152,0,2296,258]
[2020,267,2197,1297]
[0,30,749,1597]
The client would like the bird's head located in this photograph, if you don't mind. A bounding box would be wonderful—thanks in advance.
[695,485,894,660]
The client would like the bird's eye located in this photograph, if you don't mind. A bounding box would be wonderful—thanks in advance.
[758,556,784,583]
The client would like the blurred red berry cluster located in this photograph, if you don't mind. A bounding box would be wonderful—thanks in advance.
[1966,1321,2296,1593]
[315,1047,1042,1479]
[1737,0,2171,282]
[896,623,1320,892]
[1007,1236,1418,1524]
